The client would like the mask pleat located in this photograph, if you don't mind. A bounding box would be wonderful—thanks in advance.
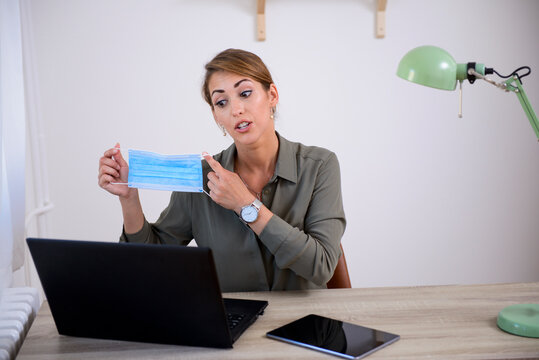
[127,150,203,192]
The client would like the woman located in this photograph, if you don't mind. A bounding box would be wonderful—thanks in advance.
[98,49,346,292]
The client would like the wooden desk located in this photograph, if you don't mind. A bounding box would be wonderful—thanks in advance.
[17,283,539,359]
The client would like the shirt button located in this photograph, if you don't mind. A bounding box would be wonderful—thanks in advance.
[263,189,270,195]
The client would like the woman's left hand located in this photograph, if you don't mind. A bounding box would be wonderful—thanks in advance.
[203,153,255,213]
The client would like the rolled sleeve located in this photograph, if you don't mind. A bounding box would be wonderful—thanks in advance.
[260,214,304,254]
[120,218,152,243]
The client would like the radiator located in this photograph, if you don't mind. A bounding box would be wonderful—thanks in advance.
[0,288,40,360]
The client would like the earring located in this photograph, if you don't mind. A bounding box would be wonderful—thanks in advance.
[220,124,226,136]
[270,107,275,120]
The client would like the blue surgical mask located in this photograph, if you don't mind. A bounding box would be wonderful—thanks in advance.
[127,149,203,192]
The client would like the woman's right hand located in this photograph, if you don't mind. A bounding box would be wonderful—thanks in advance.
[98,143,133,198]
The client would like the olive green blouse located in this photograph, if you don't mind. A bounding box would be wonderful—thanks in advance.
[120,133,346,292]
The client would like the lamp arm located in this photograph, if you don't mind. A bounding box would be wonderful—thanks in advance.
[504,77,539,140]
[468,69,539,140]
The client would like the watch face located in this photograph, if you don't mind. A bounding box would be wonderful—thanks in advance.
[241,205,258,223]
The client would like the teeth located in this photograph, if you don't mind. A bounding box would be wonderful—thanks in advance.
[237,122,249,129]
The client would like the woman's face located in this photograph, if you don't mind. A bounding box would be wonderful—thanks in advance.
[208,71,278,146]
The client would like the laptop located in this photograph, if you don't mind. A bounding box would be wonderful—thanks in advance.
[26,238,268,348]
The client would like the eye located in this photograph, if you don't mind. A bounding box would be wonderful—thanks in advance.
[214,99,227,108]
[240,90,252,98]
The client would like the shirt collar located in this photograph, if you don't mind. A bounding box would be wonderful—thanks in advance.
[219,132,298,184]
[220,142,236,172]
[274,132,297,184]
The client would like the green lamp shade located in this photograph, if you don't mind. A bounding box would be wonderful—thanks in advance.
[497,304,539,338]
[397,45,458,91]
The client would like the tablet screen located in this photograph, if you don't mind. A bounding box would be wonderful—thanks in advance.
[266,314,399,359]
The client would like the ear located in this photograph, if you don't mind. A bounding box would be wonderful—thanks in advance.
[268,83,279,107]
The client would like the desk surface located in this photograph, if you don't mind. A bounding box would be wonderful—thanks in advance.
[17,282,539,360]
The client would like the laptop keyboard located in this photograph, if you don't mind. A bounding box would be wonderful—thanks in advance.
[227,313,246,329]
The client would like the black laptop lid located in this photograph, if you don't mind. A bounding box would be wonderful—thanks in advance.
[27,238,245,348]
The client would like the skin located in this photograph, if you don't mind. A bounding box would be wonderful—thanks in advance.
[98,70,280,236]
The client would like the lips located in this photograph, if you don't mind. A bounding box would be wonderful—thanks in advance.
[235,120,252,131]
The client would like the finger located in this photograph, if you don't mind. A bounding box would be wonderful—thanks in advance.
[207,171,219,183]
[103,144,127,165]
[112,143,129,168]
[98,174,117,188]
[202,152,224,173]
[103,146,120,158]
[99,165,120,179]
[100,157,121,171]
[206,180,220,197]
[206,180,215,192]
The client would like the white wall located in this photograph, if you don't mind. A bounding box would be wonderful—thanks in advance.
[22,0,539,288]
[1,0,26,291]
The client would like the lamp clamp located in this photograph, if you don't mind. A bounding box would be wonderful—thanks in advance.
[466,63,494,84]
[466,62,477,84]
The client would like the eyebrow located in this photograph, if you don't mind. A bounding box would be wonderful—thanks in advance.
[211,79,252,98]
[234,79,251,88]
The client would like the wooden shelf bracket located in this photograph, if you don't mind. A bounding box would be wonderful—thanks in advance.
[376,0,387,38]
[257,0,266,41]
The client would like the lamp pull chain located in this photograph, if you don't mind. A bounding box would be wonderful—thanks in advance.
[458,80,463,118]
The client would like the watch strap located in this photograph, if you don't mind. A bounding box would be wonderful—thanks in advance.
[251,198,262,211]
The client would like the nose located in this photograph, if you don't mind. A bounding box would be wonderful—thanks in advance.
[231,99,244,117]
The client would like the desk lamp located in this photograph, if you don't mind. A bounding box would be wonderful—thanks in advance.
[396,45,539,338]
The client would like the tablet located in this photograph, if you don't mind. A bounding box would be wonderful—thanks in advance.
[266,314,400,359]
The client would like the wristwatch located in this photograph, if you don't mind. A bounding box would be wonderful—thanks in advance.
[239,198,262,223]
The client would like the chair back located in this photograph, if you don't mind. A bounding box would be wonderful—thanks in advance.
[326,244,351,289]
